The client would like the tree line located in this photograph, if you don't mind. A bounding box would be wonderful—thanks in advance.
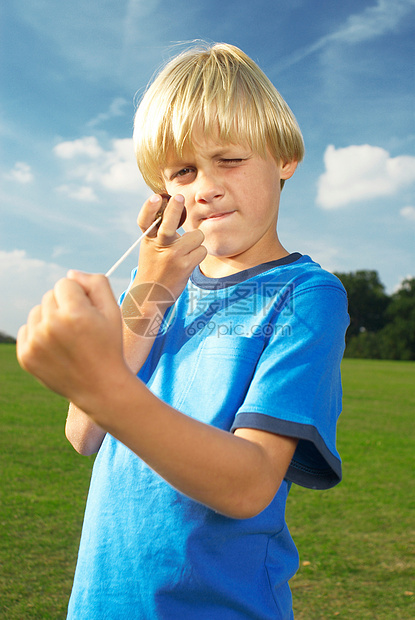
[0,331,16,344]
[334,270,415,361]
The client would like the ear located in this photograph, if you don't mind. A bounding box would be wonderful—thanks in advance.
[280,160,298,180]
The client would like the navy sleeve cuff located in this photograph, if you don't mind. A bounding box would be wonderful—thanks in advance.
[231,412,342,490]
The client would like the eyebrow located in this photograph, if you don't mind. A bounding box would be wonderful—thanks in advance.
[163,145,251,171]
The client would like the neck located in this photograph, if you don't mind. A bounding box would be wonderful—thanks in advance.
[199,242,289,278]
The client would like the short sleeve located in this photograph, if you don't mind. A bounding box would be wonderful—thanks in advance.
[231,282,349,490]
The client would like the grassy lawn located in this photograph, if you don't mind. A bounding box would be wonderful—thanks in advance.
[1,346,414,618]
[288,359,415,619]
[0,345,95,619]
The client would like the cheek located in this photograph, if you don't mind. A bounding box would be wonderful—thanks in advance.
[165,183,191,205]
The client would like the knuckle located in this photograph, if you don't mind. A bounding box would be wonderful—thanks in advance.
[41,290,51,304]
[41,314,61,340]
[28,303,40,319]
[92,273,107,286]
[165,244,182,261]
[157,228,175,243]
[54,277,68,292]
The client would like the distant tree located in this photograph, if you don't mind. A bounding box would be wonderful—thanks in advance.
[377,278,415,360]
[334,270,390,344]
[344,330,381,359]
[341,276,415,360]
[0,331,16,344]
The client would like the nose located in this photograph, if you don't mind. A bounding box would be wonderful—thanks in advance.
[194,172,224,204]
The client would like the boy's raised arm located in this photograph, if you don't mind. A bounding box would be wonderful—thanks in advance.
[65,194,206,455]
[17,272,297,519]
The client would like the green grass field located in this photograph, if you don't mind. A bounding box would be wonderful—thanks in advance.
[1,345,414,618]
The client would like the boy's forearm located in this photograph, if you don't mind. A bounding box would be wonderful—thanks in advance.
[120,272,175,373]
[65,402,106,455]
[122,316,159,374]
[75,367,295,519]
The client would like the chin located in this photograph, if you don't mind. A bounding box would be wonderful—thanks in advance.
[205,243,239,258]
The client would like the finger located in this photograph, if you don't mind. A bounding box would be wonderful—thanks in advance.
[29,289,58,332]
[157,194,187,245]
[50,277,89,314]
[16,324,29,369]
[41,289,58,317]
[27,303,42,333]
[155,195,186,229]
[17,304,43,371]
[174,229,205,254]
[65,271,119,317]
[137,194,168,236]
[187,241,208,268]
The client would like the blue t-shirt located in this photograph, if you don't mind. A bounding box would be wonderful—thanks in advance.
[67,254,349,619]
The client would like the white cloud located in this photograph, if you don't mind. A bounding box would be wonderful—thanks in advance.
[278,0,415,71]
[51,246,70,259]
[316,144,415,209]
[87,97,129,128]
[99,140,143,192]
[333,0,415,45]
[56,184,99,202]
[54,136,103,159]
[54,136,147,196]
[400,206,415,222]
[5,162,34,184]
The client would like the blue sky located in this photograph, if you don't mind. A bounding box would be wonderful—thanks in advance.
[1,0,414,337]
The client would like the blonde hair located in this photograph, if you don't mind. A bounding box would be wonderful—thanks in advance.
[133,42,304,192]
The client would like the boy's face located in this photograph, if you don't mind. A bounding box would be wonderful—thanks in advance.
[162,129,297,275]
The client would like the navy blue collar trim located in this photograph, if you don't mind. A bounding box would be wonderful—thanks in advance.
[191,253,303,290]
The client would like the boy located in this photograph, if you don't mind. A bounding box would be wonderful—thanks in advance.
[17,43,349,619]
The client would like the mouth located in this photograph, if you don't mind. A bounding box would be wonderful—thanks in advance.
[202,211,235,221]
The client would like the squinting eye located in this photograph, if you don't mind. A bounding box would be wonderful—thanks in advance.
[221,159,244,164]
[175,167,193,177]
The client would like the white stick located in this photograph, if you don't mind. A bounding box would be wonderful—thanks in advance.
[105,216,161,277]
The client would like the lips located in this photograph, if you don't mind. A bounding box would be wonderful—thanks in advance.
[203,211,235,220]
